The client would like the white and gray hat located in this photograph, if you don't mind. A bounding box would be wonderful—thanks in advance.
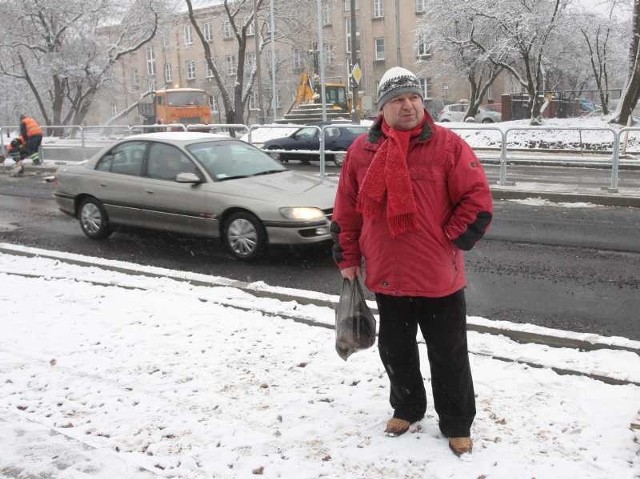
[377,67,423,110]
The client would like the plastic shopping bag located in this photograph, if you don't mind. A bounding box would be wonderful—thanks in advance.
[335,278,377,361]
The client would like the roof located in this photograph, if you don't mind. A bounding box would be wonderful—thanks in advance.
[171,0,225,12]
[125,132,231,142]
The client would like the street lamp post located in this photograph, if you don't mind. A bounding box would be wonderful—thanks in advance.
[316,0,327,123]
[270,0,277,122]
[253,0,264,124]
[349,0,359,124]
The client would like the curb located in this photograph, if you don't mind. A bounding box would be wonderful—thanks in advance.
[491,188,640,208]
[1,243,639,357]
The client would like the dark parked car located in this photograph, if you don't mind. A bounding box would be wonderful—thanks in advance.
[262,124,369,166]
[53,132,336,261]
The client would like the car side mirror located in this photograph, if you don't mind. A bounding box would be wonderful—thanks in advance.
[176,172,202,184]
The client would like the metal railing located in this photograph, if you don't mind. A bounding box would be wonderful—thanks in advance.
[1,122,638,191]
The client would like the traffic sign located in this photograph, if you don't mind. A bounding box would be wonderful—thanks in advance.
[351,63,362,86]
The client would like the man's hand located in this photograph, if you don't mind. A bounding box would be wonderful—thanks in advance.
[340,266,360,280]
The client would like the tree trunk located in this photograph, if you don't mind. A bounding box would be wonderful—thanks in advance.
[611,0,640,125]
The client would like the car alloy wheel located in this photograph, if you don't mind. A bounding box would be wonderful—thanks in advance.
[79,197,112,239]
[223,212,267,260]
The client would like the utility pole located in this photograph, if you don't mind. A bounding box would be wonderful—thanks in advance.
[316,0,327,123]
[269,0,277,122]
[349,0,360,124]
[253,0,264,124]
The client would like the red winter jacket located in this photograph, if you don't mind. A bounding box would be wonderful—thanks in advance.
[331,112,493,298]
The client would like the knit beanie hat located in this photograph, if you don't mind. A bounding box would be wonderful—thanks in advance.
[377,67,423,110]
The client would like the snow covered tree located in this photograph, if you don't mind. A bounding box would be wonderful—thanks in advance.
[433,0,572,124]
[610,0,640,125]
[420,0,506,119]
[571,0,631,116]
[185,0,268,126]
[0,0,163,127]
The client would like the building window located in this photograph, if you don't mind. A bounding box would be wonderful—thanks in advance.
[373,0,383,18]
[247,16,255,36]
[184,25,193,45]
[321,1,331,26]
[346,19,360,53]
[203,22,213,42]
[374,38,385,61]
[225,55,237,76]
[293,49,304,71]
[223,20,232,39]
[164,63,172,84]
[417,31,431,58]
[146,45,156,76]
[323,43,334,66]
[246,52,256,74]
[186,60,196,80]
[161,32,170,48]
[418,77,432,97]
[344,0,359,11]
[416,0,427,13]
[249,90,259,111]
[131,68,140,89]
[206,65,214,78]
[146,78,156,92]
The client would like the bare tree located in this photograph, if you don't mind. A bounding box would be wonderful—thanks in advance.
[421,1,505,119]
[570,0,630,116]
[610,0,640,125]
[441,0,571,124]
[185,0,268,125]
[0,0,162,127]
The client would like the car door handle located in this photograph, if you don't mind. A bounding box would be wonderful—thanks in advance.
[145,189,155,194]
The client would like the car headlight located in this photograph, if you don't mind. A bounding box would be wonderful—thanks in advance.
[279,207,325,221]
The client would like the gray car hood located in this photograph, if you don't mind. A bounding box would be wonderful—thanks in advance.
[208,170,337,208]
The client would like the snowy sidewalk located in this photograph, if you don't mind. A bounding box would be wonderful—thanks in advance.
[0,248,639,479]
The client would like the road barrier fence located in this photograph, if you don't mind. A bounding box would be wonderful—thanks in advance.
[1,122,638,192]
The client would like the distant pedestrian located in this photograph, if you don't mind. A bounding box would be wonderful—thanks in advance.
[19,114,43,163]
[331,67,493,456]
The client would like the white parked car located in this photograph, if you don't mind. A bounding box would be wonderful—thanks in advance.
[438,103,502,123]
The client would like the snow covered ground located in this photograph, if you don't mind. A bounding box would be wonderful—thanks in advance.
[0,245,639,479]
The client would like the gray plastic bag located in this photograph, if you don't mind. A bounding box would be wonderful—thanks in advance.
[335,278,377,361]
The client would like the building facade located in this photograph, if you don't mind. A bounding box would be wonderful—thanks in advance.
[93,0,506,125]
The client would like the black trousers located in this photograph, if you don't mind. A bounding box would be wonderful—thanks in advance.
[25,135,42,156]
[375,289,475,437]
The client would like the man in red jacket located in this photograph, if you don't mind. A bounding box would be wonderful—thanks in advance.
[331,67,493,456]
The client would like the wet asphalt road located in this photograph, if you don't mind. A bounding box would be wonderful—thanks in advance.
[0,170,639,340]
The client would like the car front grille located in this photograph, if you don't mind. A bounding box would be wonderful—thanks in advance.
[323,208,333,222]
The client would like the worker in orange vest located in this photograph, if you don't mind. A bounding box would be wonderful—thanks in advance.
[19,114,43,164]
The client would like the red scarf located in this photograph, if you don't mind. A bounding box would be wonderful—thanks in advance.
[356,117,425,236]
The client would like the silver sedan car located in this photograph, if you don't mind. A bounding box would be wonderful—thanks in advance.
[53,132,337,260]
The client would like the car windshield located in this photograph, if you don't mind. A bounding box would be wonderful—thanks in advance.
[187,140,286,181]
